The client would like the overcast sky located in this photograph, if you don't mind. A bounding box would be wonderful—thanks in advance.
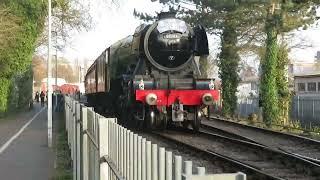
[62,0,320,66]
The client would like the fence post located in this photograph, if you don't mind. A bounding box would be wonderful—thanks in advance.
[245,98,248,117]
[301,98,304,117]
[159,147,165,180]
[146,141,152,180]
[76,103,82,180]
[174,156,182,180]
[73,101,77,180]
[134,134,138,180]
[82,107,89,180]
[297,96,300,118]
[120,127,123,177]
[152,144,158,180]
[197,167,205,175]
[137,136,142,180]
[142,138,147,180]
[99,117,110,180]
[313,99,315,119]
[126,130,130,179]
[123,128,127,178]
[165,151,172,180]
[129,132,134,180]
[183,161,192,180]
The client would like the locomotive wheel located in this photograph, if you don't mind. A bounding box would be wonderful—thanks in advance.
[182,121,189,129]
[160,113,168,130]
[191,107,200,132]
[207,105,211,120]
[146,110,156,130]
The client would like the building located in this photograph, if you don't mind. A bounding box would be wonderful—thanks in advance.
[316,51,320,61]
[237,66,259,98]
[237,76,259,98]
[294,73,320,96]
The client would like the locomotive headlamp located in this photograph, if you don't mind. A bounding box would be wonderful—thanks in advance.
[202,93,214,105]
[146,93,157,105]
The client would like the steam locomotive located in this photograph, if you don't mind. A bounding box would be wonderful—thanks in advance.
[85,12,219,131]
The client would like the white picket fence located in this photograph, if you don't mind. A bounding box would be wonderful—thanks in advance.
[64,96,246,180]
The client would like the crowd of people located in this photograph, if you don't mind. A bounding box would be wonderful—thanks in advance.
[33,90,80,111]
[34,91,47,106]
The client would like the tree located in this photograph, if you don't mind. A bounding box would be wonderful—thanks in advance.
[0,6,21,52]
[260,4,280,126]
[32,55,47,86]
[0,0,94,115]
[218,9,241,116]
[260,1,318,126]
[32,56,78,85]
[276,42,290,125]
[37,0,92,50]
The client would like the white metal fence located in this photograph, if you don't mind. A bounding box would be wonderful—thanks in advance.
[236,97,260,118]
[237,96,320,127]
[291,96,320,126]
[64,96,246,180]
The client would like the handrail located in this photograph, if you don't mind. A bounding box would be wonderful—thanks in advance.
[83,129,99,149]
[101,155,126,180]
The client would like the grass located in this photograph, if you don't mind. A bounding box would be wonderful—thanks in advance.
[51,112,72,180]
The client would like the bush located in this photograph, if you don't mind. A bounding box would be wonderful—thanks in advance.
[0,78,10,117]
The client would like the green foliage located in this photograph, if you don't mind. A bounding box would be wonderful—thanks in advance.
[0,78,10,117]
[276,42,291,124]
[0,0,91,116]
[219,18,240,116]
[52,112,72,180]
[6,67,33,111]
[0,0,46,77]
[17,66,33,110]
[0,0,46,115]
[260,12,279,126]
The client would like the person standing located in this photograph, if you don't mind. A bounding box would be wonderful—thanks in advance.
[40,91,45,107]
[35,91,40,103]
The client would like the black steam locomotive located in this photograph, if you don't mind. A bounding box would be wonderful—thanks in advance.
[85,12,219,131]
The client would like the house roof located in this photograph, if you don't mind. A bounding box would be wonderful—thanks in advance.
[294,73,320,78]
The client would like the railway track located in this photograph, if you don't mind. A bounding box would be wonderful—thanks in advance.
[202,117,320,164]
[152,128,320,180]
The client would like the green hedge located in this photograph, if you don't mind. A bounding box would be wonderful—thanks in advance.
[0,1,45,116]
[0,78,10,117]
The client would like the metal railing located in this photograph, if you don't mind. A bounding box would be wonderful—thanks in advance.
[64,96,246,180]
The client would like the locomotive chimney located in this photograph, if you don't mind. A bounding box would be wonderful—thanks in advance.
[158,11,176,19]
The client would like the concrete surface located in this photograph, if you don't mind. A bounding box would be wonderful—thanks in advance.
[0,103,54,180]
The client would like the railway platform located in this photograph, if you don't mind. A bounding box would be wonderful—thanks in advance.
[0,103,55,180]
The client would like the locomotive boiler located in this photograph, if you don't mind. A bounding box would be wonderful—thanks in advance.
[85,12,219,131]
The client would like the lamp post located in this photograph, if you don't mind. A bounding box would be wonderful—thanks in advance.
[52,30,58,108]
[47,0,53,148]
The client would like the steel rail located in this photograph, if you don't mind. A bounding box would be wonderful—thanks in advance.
[205,117,320,164]
[199,130,320,168]
[151,131,283,180]
[152,128,320,180]
[210,117,320,144]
